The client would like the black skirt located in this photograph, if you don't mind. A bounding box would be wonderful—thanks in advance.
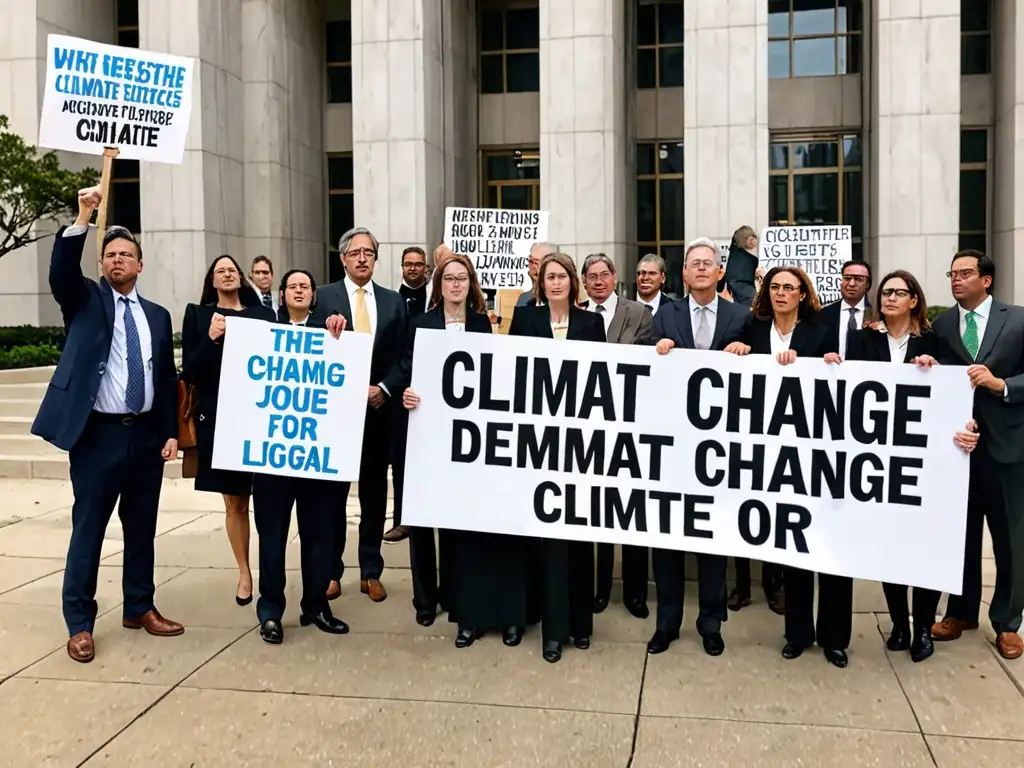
[194,414,254,496]
[449,531,539,631]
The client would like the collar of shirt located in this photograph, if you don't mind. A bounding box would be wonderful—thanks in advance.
[691,294,719,316]
[637,291,661,311]
[959,294,992,321]
[112,286,140,308]
[289,313,310,326]
[842,297,866,312]
[344,275,374,299]
[402,279,427,291]
[592,293,618,314]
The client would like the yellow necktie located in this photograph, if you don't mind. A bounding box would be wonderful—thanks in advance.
[354,287,372,334]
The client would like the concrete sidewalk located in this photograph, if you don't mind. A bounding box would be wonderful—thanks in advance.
[0,478,1020,767]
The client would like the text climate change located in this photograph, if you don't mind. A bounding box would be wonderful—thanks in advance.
[403,331,973,593]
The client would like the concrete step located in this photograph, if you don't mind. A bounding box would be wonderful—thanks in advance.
[0,453,183,481]
[0,382,47,401]
[0,366,56,385]
[0,400,40,418]
[0,434,64,455]
[0,417,33,436]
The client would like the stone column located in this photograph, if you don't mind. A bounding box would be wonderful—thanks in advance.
[350,0,447,287]
[993,0,1024,303]
[870,2,960,300]
[683,2,769,251]
[539,0,629,272]
[138,0,246,323]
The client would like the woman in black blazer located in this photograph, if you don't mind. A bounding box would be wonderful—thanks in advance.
[403,253,537,648]
[729,266,853,667]
[181,255,275,606]
[824,269,979,663]
[509,252,606,664]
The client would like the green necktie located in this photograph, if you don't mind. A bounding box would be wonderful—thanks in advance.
[963,310,979,359]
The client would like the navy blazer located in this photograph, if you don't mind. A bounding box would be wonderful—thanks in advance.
[509,304,607,343]
[652,296,751,351]
[844,327,938,364]
[819,298,872,352]
[31,228,177,452]
[397,305,493,391]
[743,316,837,358]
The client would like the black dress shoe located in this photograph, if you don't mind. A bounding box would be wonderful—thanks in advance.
[887,623,911,652]
[646,629,678,655]
[824,648,848,668]
[574,636,590,650]
[727,589,751,611]
[455,627,478,648]
[593,595,609,614]
[542,640,562,663]
[299,611,349,635]
[781,641,805,660]
[260,619,283,645]
[703,633,725,656]
[625,598,650,620]
[910,628,934,663]
[416,609,436,627]
[766,589,786,616]
[503,625,523,646]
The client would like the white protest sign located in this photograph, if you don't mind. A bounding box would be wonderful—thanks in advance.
[404,330,973,593]
[444,207,550,291]
[38,34,195,164]
[212,317,373,481]
[759,225,852,305]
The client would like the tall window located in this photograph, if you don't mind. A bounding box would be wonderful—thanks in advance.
[479,6,539,94]
[636,141,684,296]
[326,20,352,103]
[768,0,862,79]
[636,0,684,89]
[481,150,540,210]
[327,154,354,283]
[961,0,991,75]
[959,129,988,254]
[769,133,862,259]
[112,0,141,233]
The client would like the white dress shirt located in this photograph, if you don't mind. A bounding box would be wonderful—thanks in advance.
[689,295,719,347]
[637,291,663,315]
[770,323,794,356]
[589,292,618,334]
[345,274,378,335]
[887,333,909,364]
[64,225,155,414]
[837,297,867,359]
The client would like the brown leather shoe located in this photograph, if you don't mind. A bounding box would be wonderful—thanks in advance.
[67,631,94,663]
[122,608,184,637]
[931,618,979,641]
[326,580,341,601]
[360,579,387,602]
[383,525,410,544]
[996,632,1023,660]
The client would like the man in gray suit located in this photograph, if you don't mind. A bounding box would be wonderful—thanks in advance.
[515,241,556,307]
[580,252,654,619]
[926,250,1024,661]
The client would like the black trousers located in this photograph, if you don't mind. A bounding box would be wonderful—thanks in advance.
[652,549,727,636]
[253,474,334,623]
[64,413,164,635]
[946,450,1024,634]
[332,406,390,582]
[409,528,455,613]
[783,567,853,650]
[595,543,649,603]
[733,558,783,597]
[540,539,594,644]
[883,583,940,631]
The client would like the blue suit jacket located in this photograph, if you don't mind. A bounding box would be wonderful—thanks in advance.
[651,296,751,351]
[31,228,177,452]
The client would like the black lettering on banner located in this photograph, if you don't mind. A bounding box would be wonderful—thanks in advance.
[888,456,923,506]
[638,433,673,481]
[651,490,682,534]
[850,381,888,444]
[850,453,885,502]
[566,485,586,526]
[810,450,846,498]
[442,352,474,408]
[768,378,809,438]
[484,422,514,466]
[893,385,929,448]
[687,368,723,429]
[479,354,510,412]
[738,500,771,546]
[813,379,845,440]
[517,424,560,470]
[451,419,480,462]
[513,356,529,411]
[608,433,642,478]
[695,439,726,486]
[684,495,714,539]
[766,446,808,495]
[617,363,650,422]
[775,504,811,553]
[533,359,578,416]
[564,428,605,474]
[728,441,765,490]
[534,481,561,522]
[604,488,649,532]
[579,363,615,420]
[727,373,766,434]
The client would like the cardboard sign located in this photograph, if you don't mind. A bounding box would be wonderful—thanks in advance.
[444,207,550,291]
[759,226,853,305]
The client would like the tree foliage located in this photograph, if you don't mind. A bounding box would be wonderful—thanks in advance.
[0,114,100,259]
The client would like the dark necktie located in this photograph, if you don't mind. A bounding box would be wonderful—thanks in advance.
[121,297,145,414]
[644,304,654,314]
[262,292,273,309]
[847,307,858,333]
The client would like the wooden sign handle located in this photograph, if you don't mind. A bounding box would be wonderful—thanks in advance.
[95,146,120,267]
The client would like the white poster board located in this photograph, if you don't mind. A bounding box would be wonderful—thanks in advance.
[404,330,973,593]
[759,225,853,305]
[212,317,374,482]
[444,207,550,291]
[38,34,196,164]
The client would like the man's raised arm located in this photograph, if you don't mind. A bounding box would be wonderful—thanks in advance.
[50,185,101,317]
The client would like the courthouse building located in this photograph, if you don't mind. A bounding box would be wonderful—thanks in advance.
[0,0,1021,325]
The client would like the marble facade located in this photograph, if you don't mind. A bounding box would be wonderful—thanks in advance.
[993,0,1024,301]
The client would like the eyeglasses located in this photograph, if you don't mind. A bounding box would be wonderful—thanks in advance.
[213,267,238,277]
[881,288,911,298]
[946,269,979,281]
[345,248,376,260]
[403,262,426,269]
[842,274,868,284]
[585,271,614,281]
[443,274,469,284]
[769,283,800,293]
[686,259,717,270]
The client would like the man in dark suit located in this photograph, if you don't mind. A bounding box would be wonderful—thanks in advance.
[818,260,872,359]
[316,226,407,604]
[925,250,1024,660]
[646,237,750,657]
[31,185,183,663]
[635,253,673,316]
[579,253,654,619]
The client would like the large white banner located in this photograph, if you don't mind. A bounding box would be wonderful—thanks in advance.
[404,330,973,593]
[444,206,550,291]
[38,34,196,164]
[212,317,373,481]
[759,225,853,305]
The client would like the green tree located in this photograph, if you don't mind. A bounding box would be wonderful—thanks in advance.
[0,114,100,259]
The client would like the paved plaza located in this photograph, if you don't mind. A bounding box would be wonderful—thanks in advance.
[0,478,1021,766]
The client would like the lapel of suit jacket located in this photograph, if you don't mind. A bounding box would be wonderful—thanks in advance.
[606,301,627,343]
[99,278,116,336]
[676,298,696,348]
[976,300,1007,364]
[940,308,974,365]
[710,300,733,349]
[790,321,816,356]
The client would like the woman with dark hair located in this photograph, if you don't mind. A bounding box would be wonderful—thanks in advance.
[181,254,275,606]
[509,252,605,663]
[823,269,979,662]
[726,266,854,667]
[250,268,349,645]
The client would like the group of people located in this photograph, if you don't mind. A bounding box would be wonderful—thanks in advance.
[34,185,1024,670]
